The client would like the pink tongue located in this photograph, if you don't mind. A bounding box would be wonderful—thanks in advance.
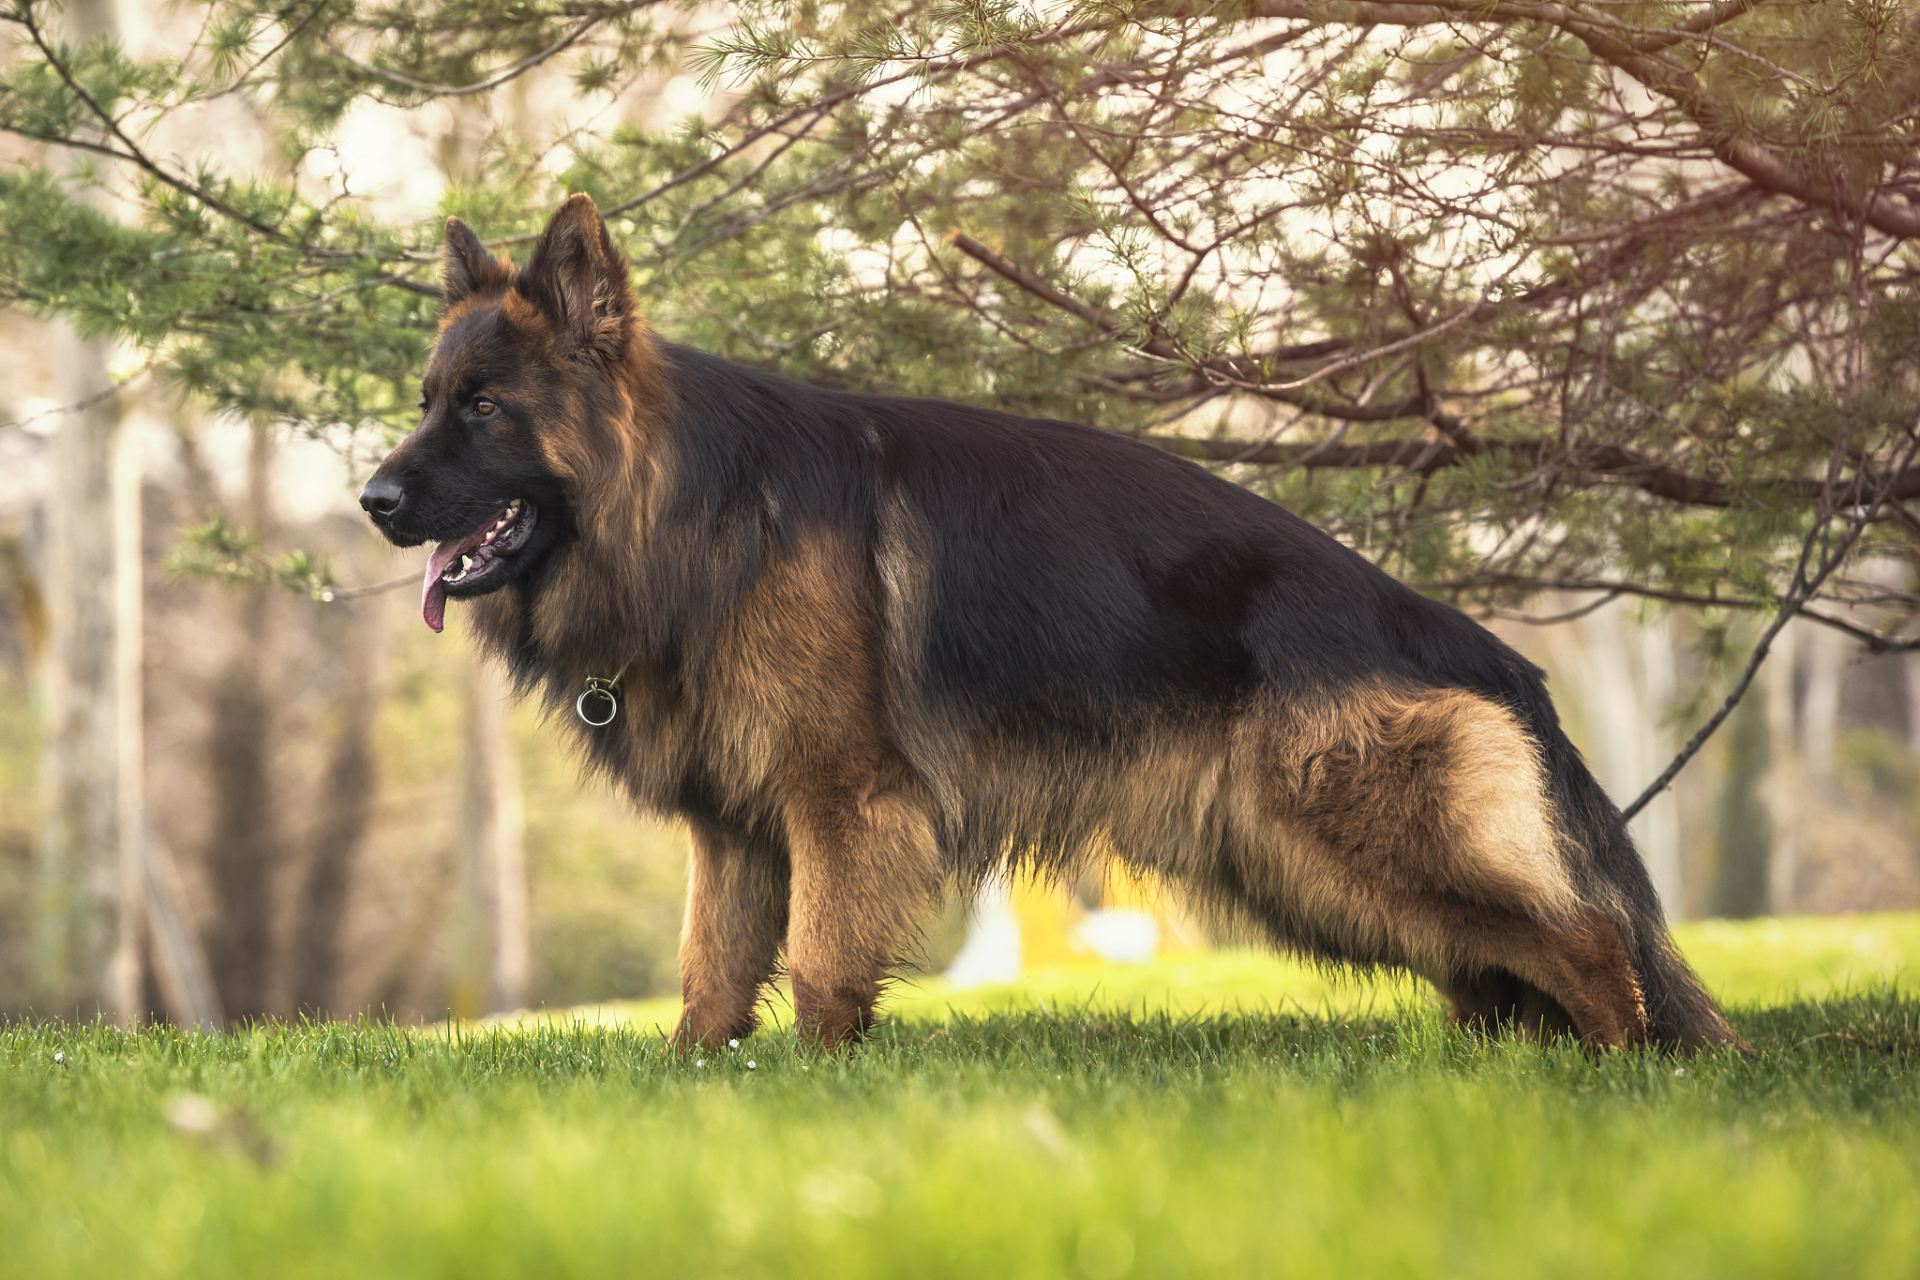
[421,530,489,633]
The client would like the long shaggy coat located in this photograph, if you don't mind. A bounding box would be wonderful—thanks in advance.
[360,195,1740,1054]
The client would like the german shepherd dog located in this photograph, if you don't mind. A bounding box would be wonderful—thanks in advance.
[361,195,1739,1054]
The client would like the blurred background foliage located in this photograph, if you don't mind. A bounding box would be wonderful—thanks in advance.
[1,0,1919,1024]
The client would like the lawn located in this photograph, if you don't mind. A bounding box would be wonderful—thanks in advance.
[3,915,1917,1280]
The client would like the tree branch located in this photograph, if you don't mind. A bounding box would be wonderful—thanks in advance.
[950,225,1918,511]
[1629,0,1765,53]
[1242,0,1920,240]
[14,3,285,241]
[321,1,658,101]
[942,214,1920,539]
[9,1,453,300]
[948,230,1117,332]
[1618,420,1920,819]
[950,226,1499,399]
[1438,574,1920,651]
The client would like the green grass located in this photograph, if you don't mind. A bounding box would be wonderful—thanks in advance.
[5,916,1920,1279]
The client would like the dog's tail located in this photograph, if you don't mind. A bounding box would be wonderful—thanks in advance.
[1547,736,1745,1052]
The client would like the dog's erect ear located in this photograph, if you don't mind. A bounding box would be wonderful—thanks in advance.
[444,217,508,306]
[517,193,634,358]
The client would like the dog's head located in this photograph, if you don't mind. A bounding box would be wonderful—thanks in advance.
[360,194,644,632]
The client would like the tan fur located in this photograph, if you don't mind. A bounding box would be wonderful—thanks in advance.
[1235,681,1580,942]
[785,784,941,1047]
[675,817,789,1050]
[495,290,541,330]
[647,526,942,1048]
[1222,682,1644,1047]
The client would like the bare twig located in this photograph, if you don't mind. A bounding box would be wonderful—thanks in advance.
[944,230,1882,512]
[0,363,149,432]
[949,226,1507,397]
[1480,590,1625,625]
[327,572,417,600]
[1140,431,1803,510]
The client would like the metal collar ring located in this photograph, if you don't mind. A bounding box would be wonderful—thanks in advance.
[575,671,625,727]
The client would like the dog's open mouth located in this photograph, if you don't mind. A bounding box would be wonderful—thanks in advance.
[420,499,537,632]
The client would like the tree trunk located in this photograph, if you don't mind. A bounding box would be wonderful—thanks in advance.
[1801,620,1845,786]
[1709,654,1772,918]
[446,656,528,1018]
[1542,598,1684,917]
[289,588,385,1017]
[1763,621,1803,914]
[202,419,278,1021]
[487,664,529,1016]
[32,0,144,1026]
[144,816,225,1031]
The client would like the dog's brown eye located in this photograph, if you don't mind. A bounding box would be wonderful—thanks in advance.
[474,399,496,417]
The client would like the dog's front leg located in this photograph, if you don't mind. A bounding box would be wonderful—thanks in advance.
[784,782,939,1050]
[673,817,789,1053]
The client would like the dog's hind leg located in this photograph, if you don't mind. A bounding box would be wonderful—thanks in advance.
[1430,909,1648,1049]
[1441,968,1578,1043]
[783,779,940,1050]
[673,817,790,1053]
[1245,684,1652,1050]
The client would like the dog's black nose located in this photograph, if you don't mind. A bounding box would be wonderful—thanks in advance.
[359,476,405,523]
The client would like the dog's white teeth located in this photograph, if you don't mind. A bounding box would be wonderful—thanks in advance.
[460,555,473,573]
